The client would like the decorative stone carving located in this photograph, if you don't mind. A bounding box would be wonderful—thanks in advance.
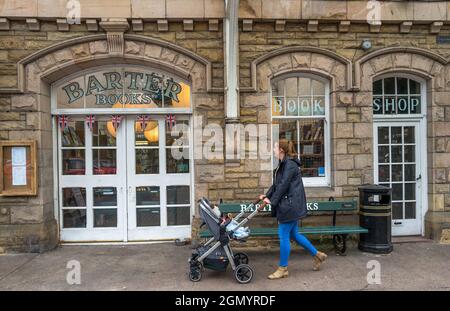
[99,19,130,55]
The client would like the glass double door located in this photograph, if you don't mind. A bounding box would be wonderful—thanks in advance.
[59,115,191,242]
[374,121,422,236]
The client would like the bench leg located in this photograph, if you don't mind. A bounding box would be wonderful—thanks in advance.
[333,234,347,256]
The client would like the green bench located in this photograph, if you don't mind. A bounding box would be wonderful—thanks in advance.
[199,198,368,255]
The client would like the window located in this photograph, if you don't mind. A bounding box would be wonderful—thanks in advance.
[271,75,330,187]
[373,76,422,116]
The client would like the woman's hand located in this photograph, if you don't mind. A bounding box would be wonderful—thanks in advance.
[259,194,266,200]
[257,197,271,211]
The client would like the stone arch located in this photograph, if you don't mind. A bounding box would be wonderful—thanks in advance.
[0,34,222,249]
[354,47,449,91]
[12,34,216,96]
[246,46,353,93]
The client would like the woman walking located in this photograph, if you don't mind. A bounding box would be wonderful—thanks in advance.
[260,139,327,280]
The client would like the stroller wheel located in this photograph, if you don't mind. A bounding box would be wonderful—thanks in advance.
[234,264,253,284]
[233,252,249,265]
[189,262,202,282]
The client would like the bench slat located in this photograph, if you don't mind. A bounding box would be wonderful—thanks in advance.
[199,225,368,238]
[218,200,357,214]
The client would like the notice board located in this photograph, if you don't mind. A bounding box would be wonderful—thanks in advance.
[0,140,37,196]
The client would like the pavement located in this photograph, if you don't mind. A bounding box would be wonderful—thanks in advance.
[0,240,449,291]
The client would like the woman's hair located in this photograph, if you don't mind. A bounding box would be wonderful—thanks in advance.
[277,138,298,158]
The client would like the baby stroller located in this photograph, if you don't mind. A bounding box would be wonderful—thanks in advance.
[188,197,265,284]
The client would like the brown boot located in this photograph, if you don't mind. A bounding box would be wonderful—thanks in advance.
[268,266,289,280]
[313,251,327,271]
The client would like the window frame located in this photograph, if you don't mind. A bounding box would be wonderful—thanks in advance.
[372,73,426,120]
[270,73,331,187]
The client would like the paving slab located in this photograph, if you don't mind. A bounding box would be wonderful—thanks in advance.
[0,241,449,291]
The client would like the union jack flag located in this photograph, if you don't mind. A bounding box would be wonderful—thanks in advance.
[136,115,150,130]
[111,115,123,130]
[165,114,176,131]
[85,115,96,131]
[57,115,70,131]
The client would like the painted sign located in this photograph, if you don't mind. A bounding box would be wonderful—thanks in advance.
[55,68,190,110]
[373,96,421,115]
[272,96,325,116]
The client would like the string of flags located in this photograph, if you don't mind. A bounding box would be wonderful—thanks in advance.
[57,114,176,131]
[85,115,96,131]
[165,114,176,131]
[57,115,70,131]
[137,115,150,129]
[111,115,123,130]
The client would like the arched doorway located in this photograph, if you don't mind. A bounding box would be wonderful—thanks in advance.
[53,65,193,242]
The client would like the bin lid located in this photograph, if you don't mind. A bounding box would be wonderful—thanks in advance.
[358,184,391,194]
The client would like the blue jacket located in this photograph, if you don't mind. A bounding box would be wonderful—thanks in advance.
[265,157,308,223]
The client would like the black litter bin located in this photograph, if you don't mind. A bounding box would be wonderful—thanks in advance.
[358,184,393,254]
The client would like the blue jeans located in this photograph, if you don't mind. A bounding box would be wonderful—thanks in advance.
[278,220,318,267]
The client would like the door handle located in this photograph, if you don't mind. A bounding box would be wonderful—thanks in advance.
[416,174,422,181]
[394,221,402,225]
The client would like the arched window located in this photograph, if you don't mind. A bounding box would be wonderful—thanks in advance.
[372,76,422,116]
[271,74,330,187]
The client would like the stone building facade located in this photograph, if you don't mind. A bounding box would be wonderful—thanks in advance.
[0,0,449,252]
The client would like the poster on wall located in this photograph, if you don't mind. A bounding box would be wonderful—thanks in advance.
[0,141,37,196]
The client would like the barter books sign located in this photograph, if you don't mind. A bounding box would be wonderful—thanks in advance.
[55,68,190,110]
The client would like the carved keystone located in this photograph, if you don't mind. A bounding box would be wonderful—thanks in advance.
[99,18,130,55]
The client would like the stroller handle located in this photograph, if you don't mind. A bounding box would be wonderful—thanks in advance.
[257,201,268,210]
[252,198,262,205]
